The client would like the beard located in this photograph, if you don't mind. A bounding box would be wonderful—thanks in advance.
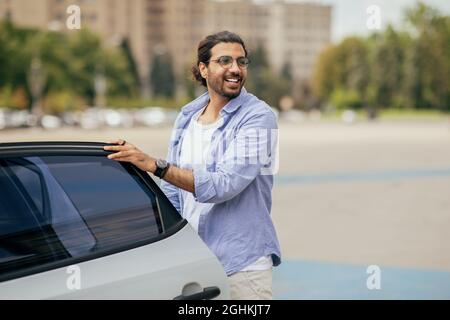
[207,72,246,100]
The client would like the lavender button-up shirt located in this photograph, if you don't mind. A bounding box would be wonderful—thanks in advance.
[160,88,281,276]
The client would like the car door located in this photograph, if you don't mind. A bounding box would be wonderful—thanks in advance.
[0,142,229,299]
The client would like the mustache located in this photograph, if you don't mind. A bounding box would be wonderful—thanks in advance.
[223,72,243,79]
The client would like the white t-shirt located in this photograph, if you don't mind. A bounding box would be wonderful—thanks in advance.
[179,106,222,233]
[179,106,272,272]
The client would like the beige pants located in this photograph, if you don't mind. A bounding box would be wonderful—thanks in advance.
[228,269,273,300]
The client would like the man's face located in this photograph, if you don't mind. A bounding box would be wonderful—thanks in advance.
[200,42,248,100]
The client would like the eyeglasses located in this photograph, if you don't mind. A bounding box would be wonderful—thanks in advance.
[208,56,251,69]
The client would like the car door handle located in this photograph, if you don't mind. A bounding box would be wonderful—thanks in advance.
[173,286,221,300]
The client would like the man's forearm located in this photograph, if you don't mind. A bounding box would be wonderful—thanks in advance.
[103,141,195,194]
[161,165,195,194]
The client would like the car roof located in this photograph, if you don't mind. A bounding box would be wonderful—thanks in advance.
[0,141,111,156]
[0,141,105,148]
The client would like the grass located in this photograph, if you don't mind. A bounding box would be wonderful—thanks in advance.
[319,108,449,121]
[377,108,449,120]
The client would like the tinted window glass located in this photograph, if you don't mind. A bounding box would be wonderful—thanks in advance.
[7,160,44,215]
[0,156,162,277]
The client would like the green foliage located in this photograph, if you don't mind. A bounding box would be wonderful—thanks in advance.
[403,3,450,110]
[313,2,450,111]
[0,21,36,103]
[249,43,269,70]
[246,43,291,108]
[313,37,370,106]
[120,38,141,90]
[106,96,188,110]
[182,64,197,101]
[43,90,85,114]
[312,44,337,100]
[0,85,13,108]
[330,89,364,110]
[368,27,409,108]
[150,53,175,98]
[280,62,293,82]
[104,47,139,98]
[0,21,139,111]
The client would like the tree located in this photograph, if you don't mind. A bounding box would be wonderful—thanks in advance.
[280,61,293,95]
[120,38,141,91]
[280,61,293,82]
[246,43,269,99]
[0,21,36,108]
[104,48,139,99]
[249,42,269,70]
[0,21,140,111]
[66,29,103,104]
[342,38,370,96]
[369,26,409,108]
[256,68,291,108]
[150,53,175,98]
[312,2,450,111]
[312,44,338,101]
[403,2,450,110]
[312,37,369,109]
[245,43,290,107]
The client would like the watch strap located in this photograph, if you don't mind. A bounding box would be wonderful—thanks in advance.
[154,160,170,179]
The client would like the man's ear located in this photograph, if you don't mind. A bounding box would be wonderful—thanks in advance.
[199,63,207,79]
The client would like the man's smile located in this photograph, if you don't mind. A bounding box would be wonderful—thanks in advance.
[224,76,242,88]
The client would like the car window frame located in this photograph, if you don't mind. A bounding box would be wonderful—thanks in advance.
[0,158,76,263]
[0,142,186,283]
[3,157,51,222]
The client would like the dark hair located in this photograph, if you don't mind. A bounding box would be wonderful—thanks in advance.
[192,31,248,87]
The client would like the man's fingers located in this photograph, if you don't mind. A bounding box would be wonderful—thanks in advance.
[106,139,125,144]
[104,145,122,151]
[107,150,133,159]
[106,139,129,146]
[104,145,133,151]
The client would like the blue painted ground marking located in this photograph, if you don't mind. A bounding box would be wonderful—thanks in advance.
[275,168,450,185]
[273,260,450,299]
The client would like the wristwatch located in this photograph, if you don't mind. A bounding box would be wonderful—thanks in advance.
[154,159,170,179]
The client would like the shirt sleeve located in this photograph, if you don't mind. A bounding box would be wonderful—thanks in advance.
[160,118,182,214]
[160,179,181,214]
[193,109,278,204]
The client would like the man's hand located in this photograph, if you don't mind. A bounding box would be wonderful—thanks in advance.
[104,139,195,194]
[103,139,157,173]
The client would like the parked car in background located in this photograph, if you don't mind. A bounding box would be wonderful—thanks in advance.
[0,142,229,299]
[0,108,36,130]
[134,107,170,127]
[0,109,6,130]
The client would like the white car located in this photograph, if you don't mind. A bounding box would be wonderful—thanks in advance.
[0,142,229,300]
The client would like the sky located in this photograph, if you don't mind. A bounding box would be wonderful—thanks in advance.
[258,0,450,42]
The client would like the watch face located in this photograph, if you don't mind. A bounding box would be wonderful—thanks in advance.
[156,159,167,168]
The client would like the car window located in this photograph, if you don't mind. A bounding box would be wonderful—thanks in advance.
[7,159,44,216]
[0,155,164,278]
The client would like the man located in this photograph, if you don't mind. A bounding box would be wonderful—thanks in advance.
[104,31,281,300]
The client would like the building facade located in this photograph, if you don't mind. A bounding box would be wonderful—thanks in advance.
[0,0,331,100]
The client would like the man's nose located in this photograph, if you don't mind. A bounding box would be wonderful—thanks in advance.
[229,59,241,73]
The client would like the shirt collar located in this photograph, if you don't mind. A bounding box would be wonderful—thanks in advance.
[181,87,248,116]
